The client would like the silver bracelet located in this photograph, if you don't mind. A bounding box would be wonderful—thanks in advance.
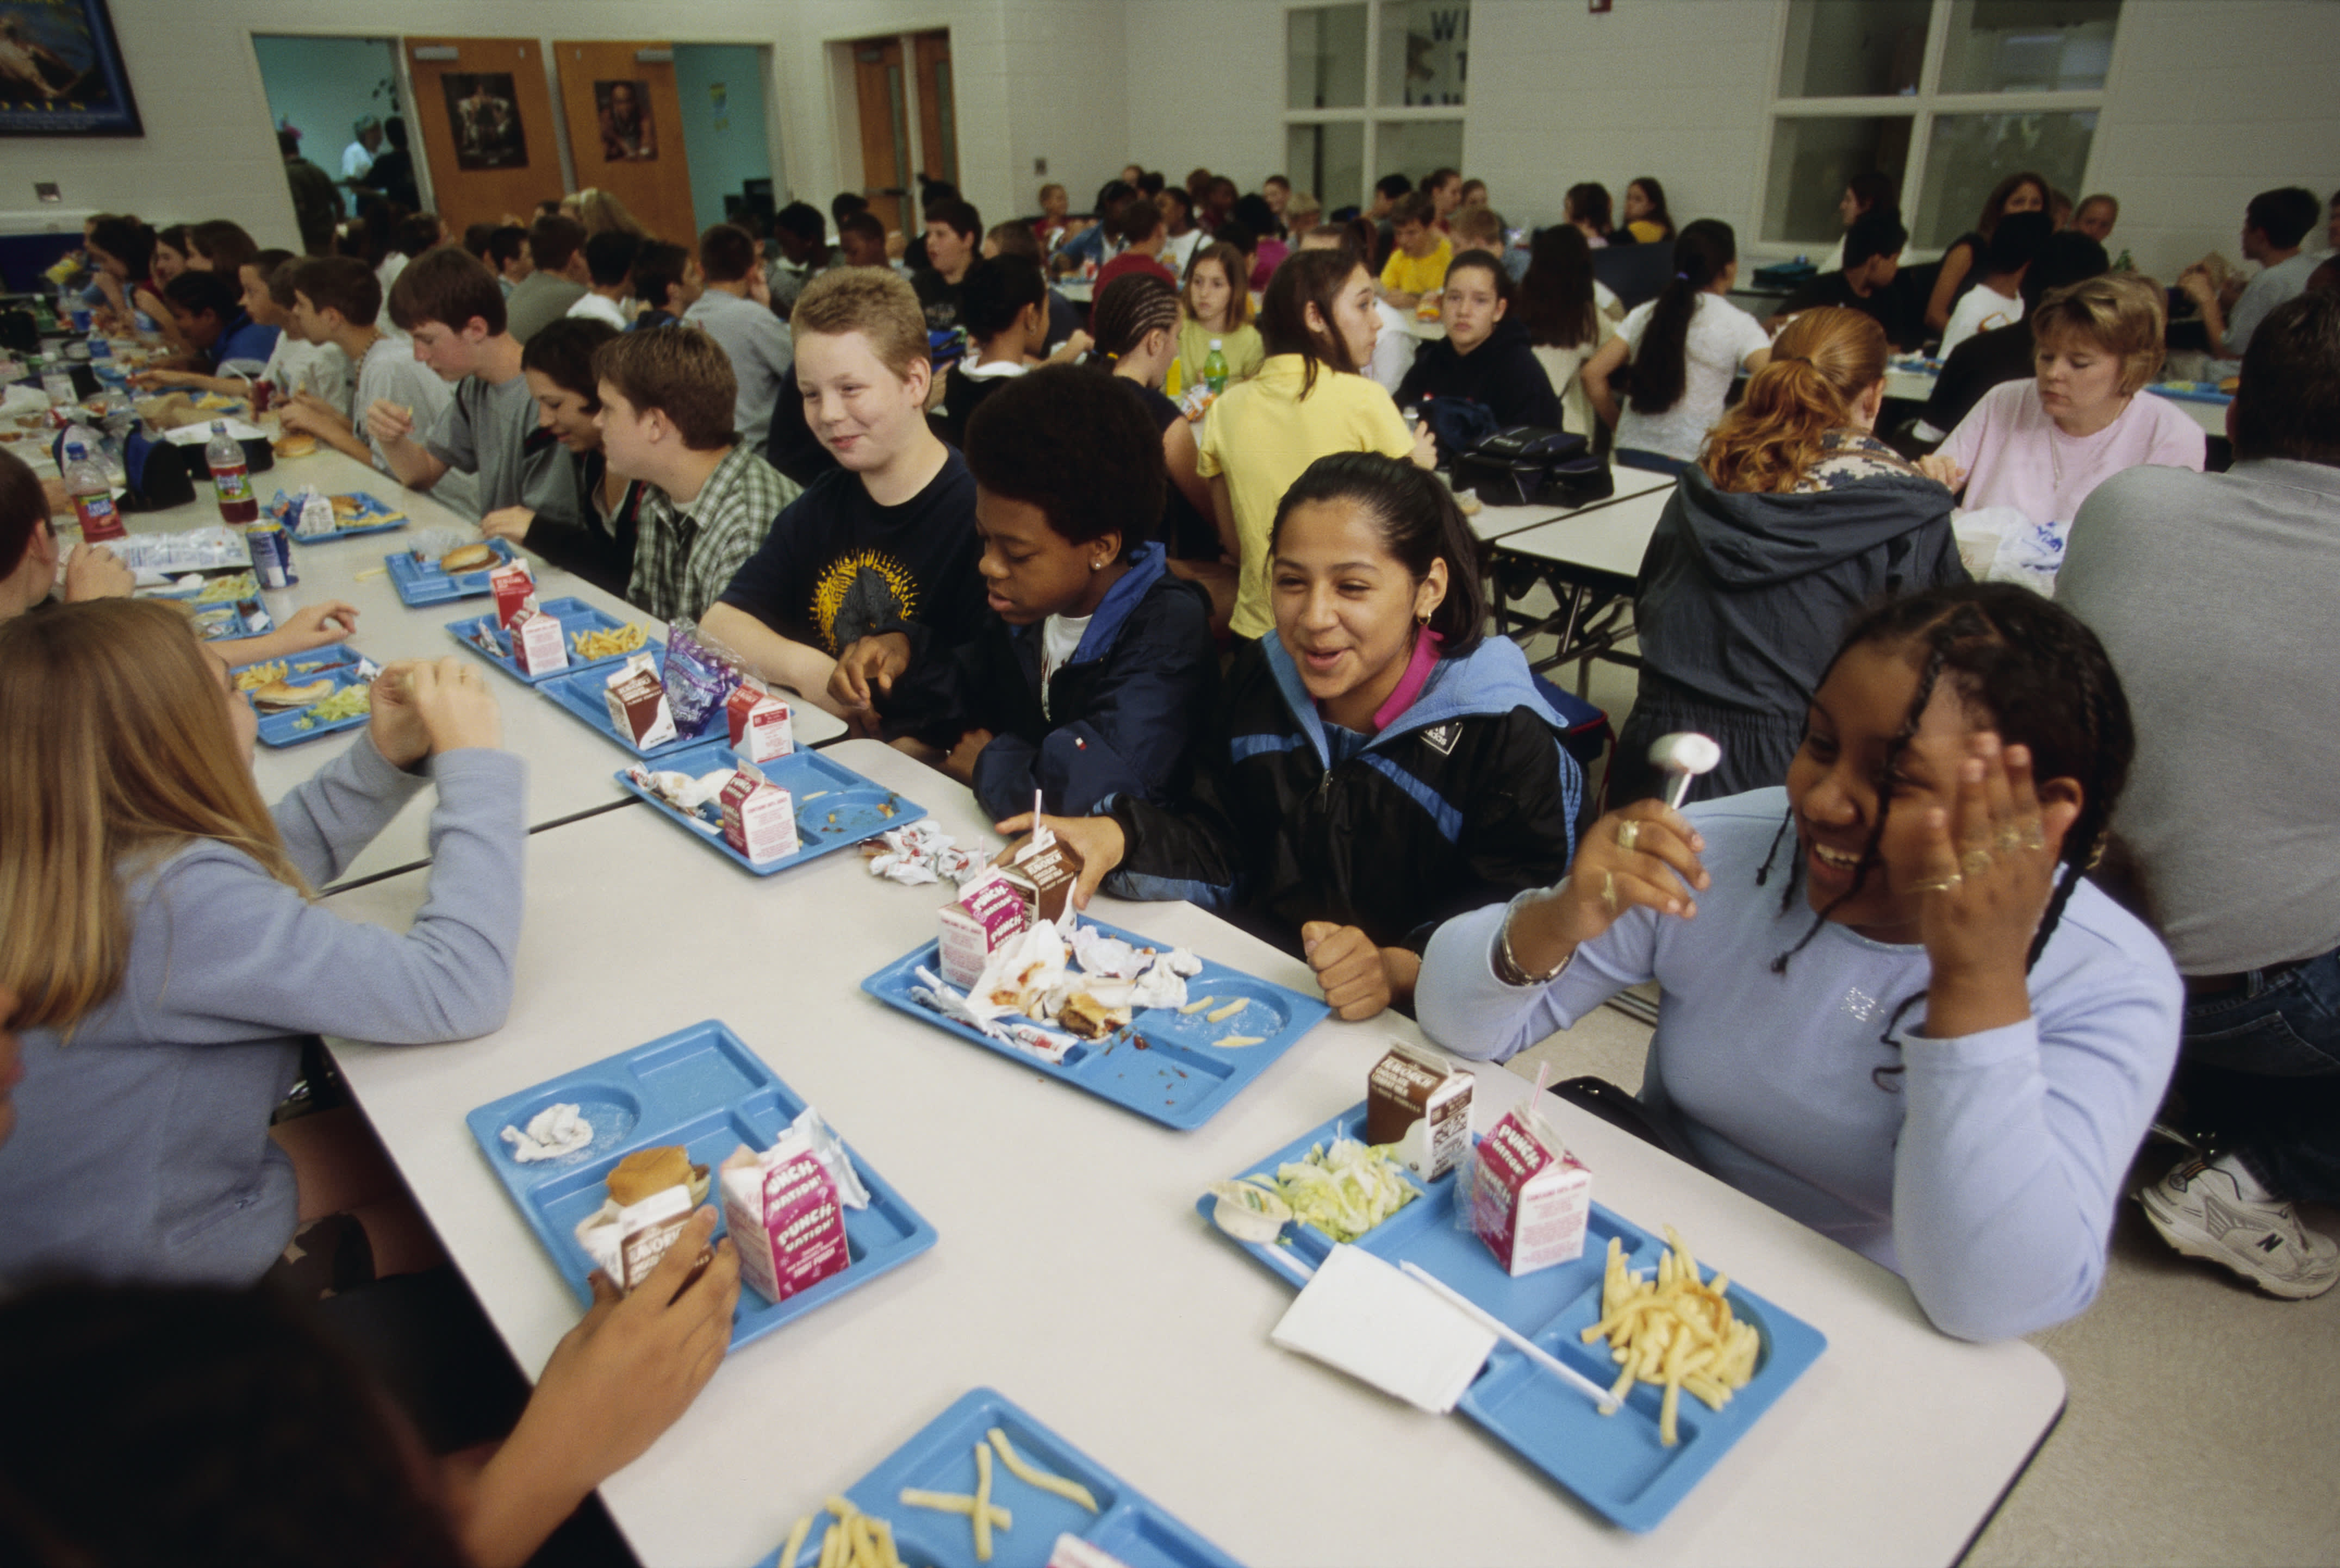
[1493,887,1573,988]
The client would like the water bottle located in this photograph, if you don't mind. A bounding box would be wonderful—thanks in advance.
[1204,338,1229,397]
[63,441,125,543]
[206,420,258,526]
[39,358,74,410]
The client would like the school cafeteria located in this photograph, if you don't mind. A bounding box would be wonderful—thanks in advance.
[1,1,2335,1564]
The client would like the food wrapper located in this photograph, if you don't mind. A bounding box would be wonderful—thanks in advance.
[964,919,1072,1023]
[663,618,743,741]
[572,1183,695,1293]
[719,1107,868,1305]
[501,1102,593,1162]
[863,822,986,886]
[1047,1536,1137,1568]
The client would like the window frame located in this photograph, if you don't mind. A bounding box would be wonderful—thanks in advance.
[1283,1,1469,214]
[1754,0,2125,258]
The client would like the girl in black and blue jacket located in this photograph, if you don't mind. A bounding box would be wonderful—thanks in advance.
[1006,452,1583,1021]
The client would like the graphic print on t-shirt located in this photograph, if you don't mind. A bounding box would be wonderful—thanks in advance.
[810,548,919,651]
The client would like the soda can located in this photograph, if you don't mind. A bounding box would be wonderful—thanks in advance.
[249,378,274,415]
[69,307,94,333]
[247,520,295,589]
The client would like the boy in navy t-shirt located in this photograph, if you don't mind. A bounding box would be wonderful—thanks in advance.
[703,268,985,718]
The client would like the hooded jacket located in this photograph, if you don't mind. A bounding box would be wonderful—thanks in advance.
[884,543,1219,823]
[1396,316,1563,432]
[1106,633,1583,954]
[1636,443,1966,718]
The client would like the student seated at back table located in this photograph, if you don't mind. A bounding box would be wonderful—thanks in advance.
[0,602,523,1292]
[1937,210,2053,359]
[596,327,798,624]
[1924,171,2048,337]
[251,253,352,408]
[982,221,1085,352]
[1770,208,1914,350]
[1918,273,2203,585]
[1620,177,1675,246]
[914,197,985,333]
[1607,308,1964,808]
[503,214,588,345]
[2177,185,2325,379]
[1094,194,1177,294]
[1516,224,1620,439]
[1396,247,1561,450]
[1377,191,1451,314]
[933,256,1045,451]
[683,222,793,449]
[1178,241,1265,390]
[144,269,277,378]
[565,231,639,331]
[1197,246,1436,643]
[1814,171,1902,275]
[628,239,701,330]
[486,222,531,298]
[277,255,456,486]
[472,318,647,600]
[1003,453,1582,1023]
[366,250,587,532]
[1231,195,1289,293]
[2059,293,2340,1299]
[1582,220,1772,473]
[831,366,1218,822]
[1911,232,2108,444]
[704,267,986,718]
[1416,581,2181,1341]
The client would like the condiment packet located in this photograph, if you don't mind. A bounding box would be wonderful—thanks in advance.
[500,1102,593,1162]
[663,619,743,740]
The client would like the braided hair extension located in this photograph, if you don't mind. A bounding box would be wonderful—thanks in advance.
[1761,583,2135,1076]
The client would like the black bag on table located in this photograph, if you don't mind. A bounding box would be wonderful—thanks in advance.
[1451,425,1613,510]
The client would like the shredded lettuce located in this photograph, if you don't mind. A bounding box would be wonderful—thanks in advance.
[1265,1138,1417,1242]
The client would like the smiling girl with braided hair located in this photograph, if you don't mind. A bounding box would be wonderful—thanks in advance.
[1417,582,2182,1341]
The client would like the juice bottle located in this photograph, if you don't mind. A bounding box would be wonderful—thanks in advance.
[1204,338,1229,396]
[63,441,125,543]
[205,420,258,526]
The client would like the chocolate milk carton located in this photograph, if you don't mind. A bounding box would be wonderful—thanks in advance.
[720,1131,852,1305]
[571,1184,692,1293]
[489,558,534,629]
[937,867,1033,988]
[1365,1039,1473,1181]
[719,762,799,864]
[999,830,1084,924]
[604,654,677,749]
[724,677,795,764]
[1469,1100,1592,1277]
[509,602,569,677]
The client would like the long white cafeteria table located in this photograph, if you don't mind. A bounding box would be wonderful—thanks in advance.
[123,445,842,884]
[1489,478,1678,689]
[325,738,2064,1568]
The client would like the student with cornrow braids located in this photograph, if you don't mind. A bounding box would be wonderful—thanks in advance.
[1417,582,2182,1341]
[1090,274,1226,618]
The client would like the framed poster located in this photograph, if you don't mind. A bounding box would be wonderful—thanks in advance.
[0,0,144,136]
[443,71,527,170]
[594,78,655,161]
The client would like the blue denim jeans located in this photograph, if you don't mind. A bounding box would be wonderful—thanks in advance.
[2179,944,2340,1202]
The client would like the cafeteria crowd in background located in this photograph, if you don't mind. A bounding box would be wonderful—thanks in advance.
[2,120,2337,1561]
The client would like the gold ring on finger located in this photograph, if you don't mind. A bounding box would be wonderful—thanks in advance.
[1961,848,1994,880]
[1910,874,1963,894]
[1615,820,1640,853]
[2019,819,2047,852]
[1601,870,1619,914]
[1995,824,2028,853]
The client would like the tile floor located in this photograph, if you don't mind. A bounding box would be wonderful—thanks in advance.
[1506,613,2340,1567]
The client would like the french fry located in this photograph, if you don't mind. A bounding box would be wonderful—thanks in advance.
[986,1427,1100,1512]
[779,1513,813,1567]
[233,660,287,691]
[973,1442,995,1562]
[899,1489,1011,1529]
[1579,1225,1755,1446]
[1206,999,1247,1023]
[570,622,647,660]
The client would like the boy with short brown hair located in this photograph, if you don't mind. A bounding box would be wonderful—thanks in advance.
[1379,191,1452,312]
[595,327,799,623]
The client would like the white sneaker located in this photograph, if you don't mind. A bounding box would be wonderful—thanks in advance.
[2140,1158,2339,1300]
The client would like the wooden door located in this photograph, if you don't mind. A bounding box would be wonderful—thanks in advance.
[552,41,697,246]
[911,32,957,195]
[849,38,911,235]
[404,38,564,234]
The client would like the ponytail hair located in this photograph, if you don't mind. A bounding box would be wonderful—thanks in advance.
[1628,218,1736,416]
[1090,272,1182,362]
[1259,247,1367,399]
[1701,307,1887,493]
[1268,452,1487,656]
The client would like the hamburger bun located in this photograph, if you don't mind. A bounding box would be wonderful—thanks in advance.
[606,1146,710,1208]
[331,494,364,519]
[272,433,317,458]
[249,678,335,712]
[439,543,498,574]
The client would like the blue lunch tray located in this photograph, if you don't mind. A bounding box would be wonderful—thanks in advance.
[238,645,378,748]
[861,919,1329,1132]
[464,1020,938,1351]
[756,1387,1243,1568]
[275,488,409,542]
[617,741,928,876]
[385,536,518,605]
[229,642,363,680]
[447,596,646,686]
[1200,1101,1827,1533]
[537,645,711,760]
[2147,381,2233,406]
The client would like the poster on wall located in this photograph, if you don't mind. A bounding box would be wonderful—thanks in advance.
[444,72,527,170]
[595,79,656,161]
[0,0,143,136]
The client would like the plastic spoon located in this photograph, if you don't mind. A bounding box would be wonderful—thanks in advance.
[1648,731,1722,811]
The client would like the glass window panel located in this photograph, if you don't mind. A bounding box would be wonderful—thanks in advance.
[1939,0,2121,92]
[1377,0,1470,108]
[1913,110,2096,250]
[1760,115,1914,246]
[1288,4,1368,111]
[1776,0,1931,98]
[1287,121,1366,215]
[1375,119,1466,189]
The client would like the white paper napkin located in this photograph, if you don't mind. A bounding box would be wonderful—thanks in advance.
[1269,1243,1497,1414]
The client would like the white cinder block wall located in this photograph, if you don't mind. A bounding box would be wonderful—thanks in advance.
[9,0,2332,290]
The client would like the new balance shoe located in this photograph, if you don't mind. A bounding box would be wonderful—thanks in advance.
[2140,1157,2339,1300]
